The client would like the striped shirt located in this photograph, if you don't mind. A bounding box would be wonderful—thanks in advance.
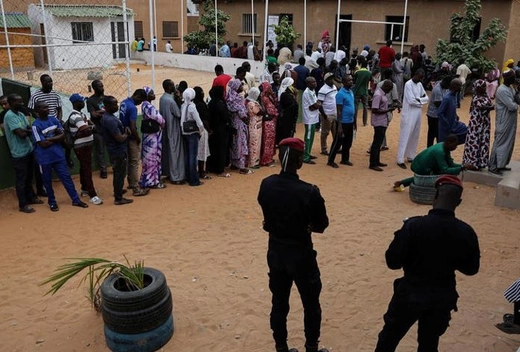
[28,89,62,119]
[68,110,94,148]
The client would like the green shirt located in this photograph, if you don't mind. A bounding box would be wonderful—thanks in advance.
[352,68,372,97]
[411,142,461,176]
[4,110,33,158]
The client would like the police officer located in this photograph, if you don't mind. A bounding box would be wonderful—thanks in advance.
[375,175,480,351]
[257,137,329,352]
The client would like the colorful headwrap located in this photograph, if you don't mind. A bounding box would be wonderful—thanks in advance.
[143,86,153,95]
[226,79,247,117]
[473,79,486,91]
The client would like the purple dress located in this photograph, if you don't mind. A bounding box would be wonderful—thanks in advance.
[140,101,165,187]
[227,79,249,169]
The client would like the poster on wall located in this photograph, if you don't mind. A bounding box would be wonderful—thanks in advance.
[267,15,279,49]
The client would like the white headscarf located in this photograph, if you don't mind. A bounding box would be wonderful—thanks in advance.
[247,87,261,102]
[278,77,294,99]
[182,88,195,104]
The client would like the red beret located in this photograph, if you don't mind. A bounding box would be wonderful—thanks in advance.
[279,137,304,152]
[435,175,463,189]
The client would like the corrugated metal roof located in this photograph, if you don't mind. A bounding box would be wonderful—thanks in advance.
[0,13,32,28]
[40,5,134,18]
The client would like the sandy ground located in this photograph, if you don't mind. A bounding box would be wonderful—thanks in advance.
[1,65,520,352]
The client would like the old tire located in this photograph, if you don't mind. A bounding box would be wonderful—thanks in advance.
[104,314,174,352]
[101,267,167,312]
[413,174,442,187]
[409,182,437,205]
[101,267,173,334]
[102,287,172,334]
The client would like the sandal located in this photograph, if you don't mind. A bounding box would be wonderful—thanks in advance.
[133,188,150,196]
[217,173,231,178]
[151,183,167,189]
[239,169,254,175]
[202,175,212,180]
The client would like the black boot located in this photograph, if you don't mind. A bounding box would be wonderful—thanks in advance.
[305,344,329,352]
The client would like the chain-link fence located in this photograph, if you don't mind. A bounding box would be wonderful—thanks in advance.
[0,0,132,103]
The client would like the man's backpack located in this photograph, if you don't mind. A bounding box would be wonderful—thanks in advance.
[61,115,76,149]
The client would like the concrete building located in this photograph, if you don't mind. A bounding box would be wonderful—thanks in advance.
[200,0,519,65]
[27,4,135,70]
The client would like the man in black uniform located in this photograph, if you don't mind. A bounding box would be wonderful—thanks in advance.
[375,175,480,351]
[258,137,329,352]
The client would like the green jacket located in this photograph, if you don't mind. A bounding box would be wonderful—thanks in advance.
[411,142,462,175]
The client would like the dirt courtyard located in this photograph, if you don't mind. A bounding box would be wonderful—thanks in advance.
[1,65,519,352]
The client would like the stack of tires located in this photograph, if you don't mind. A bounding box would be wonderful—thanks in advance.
[101,268,174,352]
[409,174,443,205]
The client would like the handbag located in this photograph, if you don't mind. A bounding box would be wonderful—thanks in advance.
[140,119,160,134]
[183,119,198,133]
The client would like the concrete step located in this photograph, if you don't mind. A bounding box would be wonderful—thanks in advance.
[461,161,520,210]
[496,170,520,210]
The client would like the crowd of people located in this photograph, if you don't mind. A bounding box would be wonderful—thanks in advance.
[1,31,519,352]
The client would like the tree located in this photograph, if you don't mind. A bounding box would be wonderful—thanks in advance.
[435,0,507,73]
[273,16,300,49]
[184,0,231,50]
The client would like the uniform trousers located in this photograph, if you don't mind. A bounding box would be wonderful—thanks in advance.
[268,241,322,350]
[375,279,457,352]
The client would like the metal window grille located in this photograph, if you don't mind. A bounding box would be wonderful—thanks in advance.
[385,16,409,42]
[242,13,257,34]
[162,21,179,37]
[134,21,144,38]
[71,22,94,43]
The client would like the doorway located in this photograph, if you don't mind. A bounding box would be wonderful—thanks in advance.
[335,14,352,52]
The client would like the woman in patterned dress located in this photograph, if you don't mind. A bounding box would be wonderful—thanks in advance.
[245,87,263,168]
[140,86,166,189]
[462,79,494,171]
[259,82,279,166]
[227,79,252,175]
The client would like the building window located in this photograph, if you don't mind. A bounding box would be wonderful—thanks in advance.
[279,13,293,25]
[242,13,257,34]
[71,22,94,43]
[450,16,481,43]
[385,16,409,42]
[134,21,144,39]
[163,21,179,38]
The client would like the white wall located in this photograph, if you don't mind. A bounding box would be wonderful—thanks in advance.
[134,51,265,80]
[28,4,135,70]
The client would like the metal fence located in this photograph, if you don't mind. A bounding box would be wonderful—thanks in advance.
[0,0,132,101]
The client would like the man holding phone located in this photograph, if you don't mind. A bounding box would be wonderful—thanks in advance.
[369,80,396,171]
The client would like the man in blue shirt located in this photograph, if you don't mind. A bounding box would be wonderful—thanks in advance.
[31,101,88,211]
[327,75,355,168]
[437,78,467,144]
[99,96,134,205]
[119,89,148,196]
[3,94,42,213]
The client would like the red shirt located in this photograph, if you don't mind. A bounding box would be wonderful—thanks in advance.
[212,74,232,95]
[378,46,395,69]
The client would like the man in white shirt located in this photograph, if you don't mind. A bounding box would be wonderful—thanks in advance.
[165,41,173,53]
[456,61,471,97]
[302,77,321,164]
[397,69,429,168]
[317,73,338,155]
[247,42,255,60]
